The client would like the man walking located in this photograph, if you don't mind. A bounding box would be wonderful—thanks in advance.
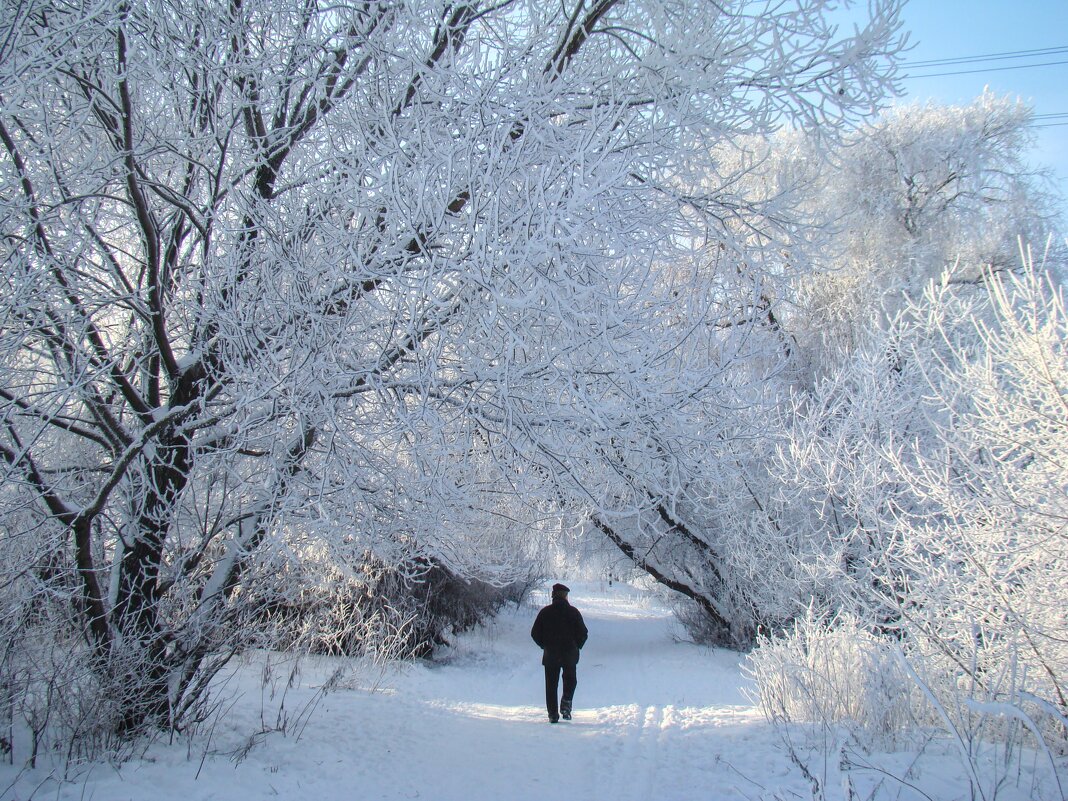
[531,583,588,723]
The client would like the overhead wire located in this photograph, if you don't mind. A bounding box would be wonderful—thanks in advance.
[902,45,1068,69]
[894,46,1068,133]
[907,58,1068,80]
[900,43,1068,79]
[1032,113,1068,126]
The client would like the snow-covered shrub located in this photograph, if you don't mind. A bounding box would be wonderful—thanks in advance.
[752,247,1068,797]
[890,249,1068,754]
[362,557,534,659]
[0,591,189,766]
[746,609,923,747]
[250,550,536,660]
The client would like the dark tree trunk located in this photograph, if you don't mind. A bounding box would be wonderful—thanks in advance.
[591,515,735,645]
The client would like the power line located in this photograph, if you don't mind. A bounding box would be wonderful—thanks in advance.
[1029,113,1068,129]
[906,58,1068,79]
[903,45,1068,69]
[896,47,1068,137]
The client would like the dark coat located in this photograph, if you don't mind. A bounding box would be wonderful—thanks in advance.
[531,598,588,667]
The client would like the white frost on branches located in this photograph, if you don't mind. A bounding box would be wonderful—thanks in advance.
[0,0,905,750]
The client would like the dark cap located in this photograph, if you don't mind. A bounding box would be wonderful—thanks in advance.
[551,583,570,594]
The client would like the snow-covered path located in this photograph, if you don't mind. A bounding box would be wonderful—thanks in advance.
[339,584,805,801]
[3,583,814,800]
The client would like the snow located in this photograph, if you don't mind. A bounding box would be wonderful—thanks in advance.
[0,582,1052,801]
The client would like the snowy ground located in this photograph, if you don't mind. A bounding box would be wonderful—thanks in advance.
[1,582,1060,800]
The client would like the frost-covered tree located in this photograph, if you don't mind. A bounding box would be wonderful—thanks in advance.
[787,92,1061,367]
[0,0,904,745]
[747,249,1068,795]
[889,253,1068,720]
[644,94,1063,645]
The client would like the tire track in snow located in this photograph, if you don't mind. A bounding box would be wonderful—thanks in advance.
[593,704,642,800]
[636,704,666,800]
[593,703,669,801]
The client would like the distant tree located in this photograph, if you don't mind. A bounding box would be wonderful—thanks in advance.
[786,92,1061,368]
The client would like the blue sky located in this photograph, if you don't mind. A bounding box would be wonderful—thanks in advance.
[873,0,1067,210]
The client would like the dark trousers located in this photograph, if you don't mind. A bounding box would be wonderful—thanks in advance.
[544,661,577,720]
